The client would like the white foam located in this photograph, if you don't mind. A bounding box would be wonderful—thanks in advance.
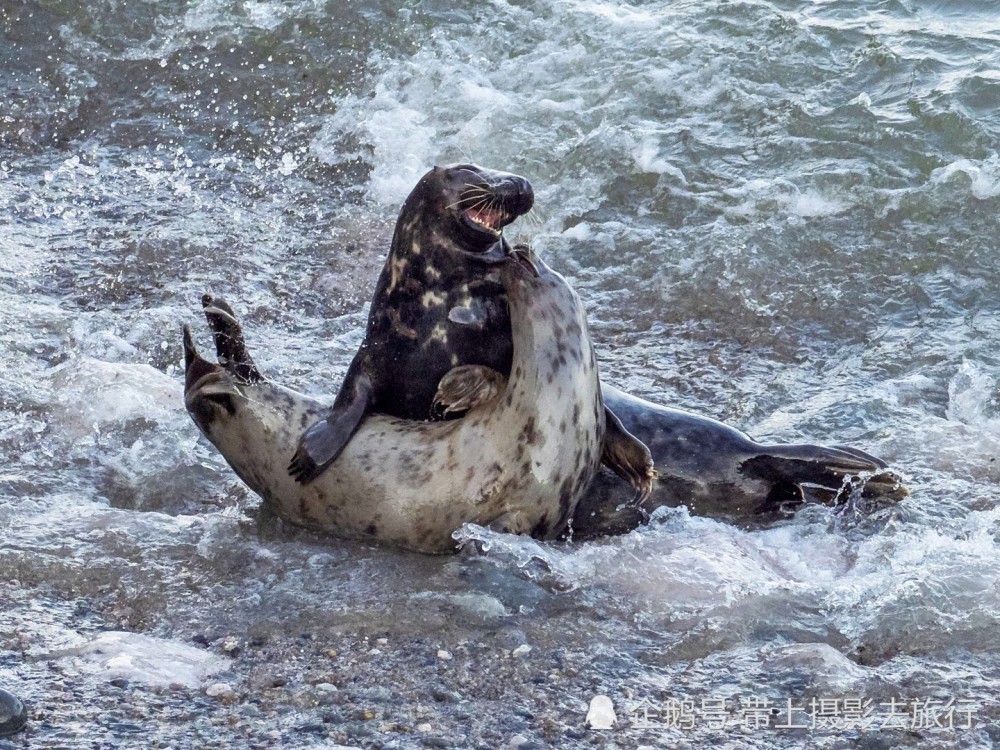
[784,188,848,217]
[632,138,688,183]
[931,155,1000,200]
[47,356,184,437]
[947,360,1000,435]
[54,631,229,688]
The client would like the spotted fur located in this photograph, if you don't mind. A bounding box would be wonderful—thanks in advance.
[185,253,604,554]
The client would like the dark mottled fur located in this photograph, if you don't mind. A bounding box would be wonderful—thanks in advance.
[288,164,653,497]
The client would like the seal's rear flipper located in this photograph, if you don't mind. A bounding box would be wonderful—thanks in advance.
[742,444,908,510]
[183,324,220,391]
[288,366,374,484]
[602,407,656,502]
[201,294,263,384]
[432,365,506,417]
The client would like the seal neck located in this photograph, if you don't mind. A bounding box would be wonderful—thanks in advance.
[503,257,594,396]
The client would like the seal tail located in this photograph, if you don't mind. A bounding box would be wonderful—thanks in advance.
[741,443,908,509]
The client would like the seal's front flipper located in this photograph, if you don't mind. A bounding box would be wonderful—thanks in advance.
[601,406,656,502]
[288,368,374,484]
[201,294,263,384]
[432,365,506,417]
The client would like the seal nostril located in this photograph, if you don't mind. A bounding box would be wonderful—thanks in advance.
[494,177,534,216]
[512,178,534,214]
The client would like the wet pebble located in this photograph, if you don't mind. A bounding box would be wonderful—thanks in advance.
[343,721,374,739]
[509,736,544,750]
[431,687,461,703]
[421,737,451,748]
[320,708,346,724]
[295,722,327,734]
[0,689,26,737]
[205,682,235,699]
[493,626,528,650]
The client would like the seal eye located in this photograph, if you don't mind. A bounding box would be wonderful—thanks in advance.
[202,392,237,415]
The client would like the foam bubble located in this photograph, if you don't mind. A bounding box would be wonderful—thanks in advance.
[931,155,1000,200]
[53,631,229,688]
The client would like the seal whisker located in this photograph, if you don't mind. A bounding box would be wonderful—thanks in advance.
[461,195,494,214]
[446,191,490,211]
[520,207,543,229]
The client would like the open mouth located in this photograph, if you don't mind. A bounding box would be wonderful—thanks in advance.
[463,206,513,236]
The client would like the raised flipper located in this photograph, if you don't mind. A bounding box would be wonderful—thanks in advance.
[601,406,656,503]
[288,361,374,484]
[183,324,219,390]
[200,294,263,384]
[432,365,506,416]
[184,298,261,429]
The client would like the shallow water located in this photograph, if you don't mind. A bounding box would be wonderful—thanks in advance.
[2,0,999,747]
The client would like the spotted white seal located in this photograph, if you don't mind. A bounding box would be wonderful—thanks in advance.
[184,246,653,553]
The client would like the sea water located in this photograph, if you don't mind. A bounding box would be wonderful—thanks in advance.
[1,1,999,748]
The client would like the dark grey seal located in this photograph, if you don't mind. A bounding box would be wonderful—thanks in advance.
[184,245,653,553]
[571,387,906,538]
[287,164,653,492]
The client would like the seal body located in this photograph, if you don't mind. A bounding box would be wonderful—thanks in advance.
[185,249,609,553]
[571,386,907,539]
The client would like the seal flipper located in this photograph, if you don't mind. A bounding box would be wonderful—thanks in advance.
[288,363,374,484]
[183,325,218,390]
[741,444,908,505]
[432,365,507,417]
[201,294,263,384]
[601,407,656,502]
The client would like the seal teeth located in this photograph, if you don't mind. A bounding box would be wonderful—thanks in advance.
[465,207,508,233]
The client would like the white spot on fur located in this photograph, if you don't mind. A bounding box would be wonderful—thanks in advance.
[422,290,446,307]
[430,323,448,344]
[389,257,408,290]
